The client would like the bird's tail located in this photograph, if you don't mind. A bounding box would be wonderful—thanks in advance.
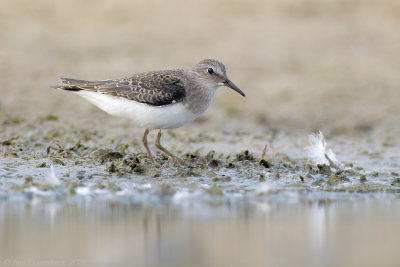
[51,78,110,91]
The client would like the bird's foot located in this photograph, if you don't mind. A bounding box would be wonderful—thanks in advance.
[167,155,201,168]
[170,156,187,167]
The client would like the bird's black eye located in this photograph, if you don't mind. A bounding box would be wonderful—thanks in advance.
[207,68,214,74]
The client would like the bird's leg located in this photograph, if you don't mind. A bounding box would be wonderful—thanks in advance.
[155,130,185,165]
[142,129,154,163]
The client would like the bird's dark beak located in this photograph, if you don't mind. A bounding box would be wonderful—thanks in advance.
[224,79,245,97]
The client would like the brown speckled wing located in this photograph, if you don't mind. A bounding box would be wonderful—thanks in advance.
[58,70,186,106]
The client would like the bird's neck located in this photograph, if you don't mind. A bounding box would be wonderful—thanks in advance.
[182,75,218,115]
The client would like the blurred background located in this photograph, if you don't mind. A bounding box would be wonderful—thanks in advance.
[1,0,399,133]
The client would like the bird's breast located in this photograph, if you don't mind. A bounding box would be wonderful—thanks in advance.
[183,84,217,115]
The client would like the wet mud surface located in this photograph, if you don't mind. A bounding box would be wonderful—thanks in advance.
[1,113,399,206]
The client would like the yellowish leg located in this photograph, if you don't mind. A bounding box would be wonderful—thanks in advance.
[142,129,154,163]
[155,130,185,165]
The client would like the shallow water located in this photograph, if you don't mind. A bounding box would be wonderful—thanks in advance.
[2,191,400,267]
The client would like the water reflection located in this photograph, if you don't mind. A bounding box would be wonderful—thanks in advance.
[1,193,400,266]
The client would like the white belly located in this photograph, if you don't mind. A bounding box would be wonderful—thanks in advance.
[76,91,201,129]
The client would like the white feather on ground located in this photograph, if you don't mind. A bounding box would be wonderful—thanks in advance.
[45,165,61,185]
[307,131,344,170]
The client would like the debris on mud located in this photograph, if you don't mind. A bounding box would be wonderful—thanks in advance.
[89,149,124,162]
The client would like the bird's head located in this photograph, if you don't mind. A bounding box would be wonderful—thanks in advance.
[189,59,245,97]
